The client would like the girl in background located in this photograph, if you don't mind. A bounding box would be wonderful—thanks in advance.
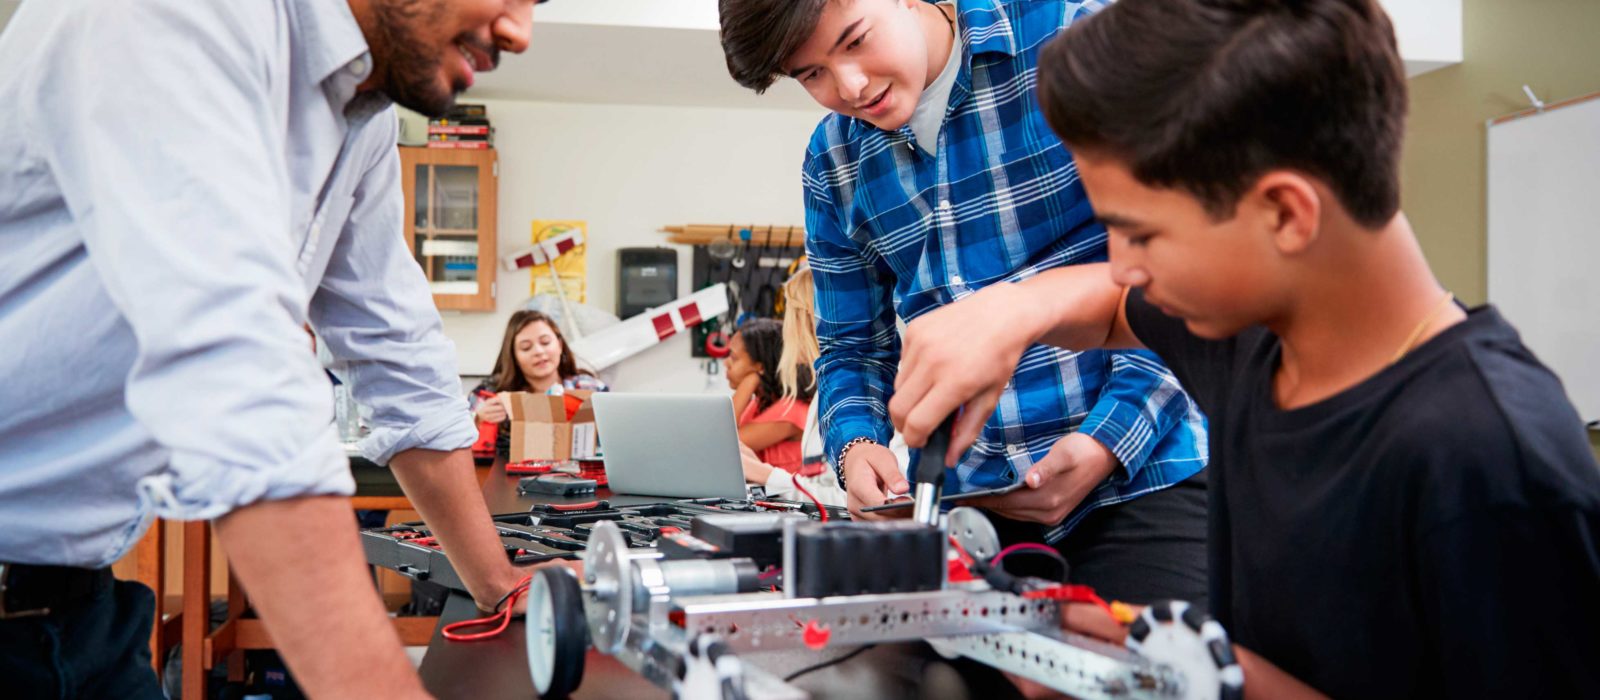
[471,310,606,460]
[738,263,906,506]
[727,317,811,474]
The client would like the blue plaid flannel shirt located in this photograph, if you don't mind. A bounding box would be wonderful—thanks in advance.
[804,0,1208,540]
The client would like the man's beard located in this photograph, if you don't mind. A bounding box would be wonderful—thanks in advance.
[367,0,463,117]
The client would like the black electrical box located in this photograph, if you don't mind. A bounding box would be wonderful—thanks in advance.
[617,248,678,319]
[790,521,945,597]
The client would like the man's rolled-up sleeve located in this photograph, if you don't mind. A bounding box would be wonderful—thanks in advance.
[32,1,355,520]
[308,117,476,465]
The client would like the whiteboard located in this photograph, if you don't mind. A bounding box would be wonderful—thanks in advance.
[1486,93,1600,424]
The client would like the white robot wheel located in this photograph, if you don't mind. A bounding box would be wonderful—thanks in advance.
[1124,600,1243,700]
[526,566,588,698]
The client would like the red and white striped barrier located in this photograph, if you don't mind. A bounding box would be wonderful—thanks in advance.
[500,230,586,271]
[571,284,729,371]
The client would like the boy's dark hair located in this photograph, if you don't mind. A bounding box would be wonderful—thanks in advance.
[736,318,816,410]
[1038,0,1407,228]
[718,0,828,93]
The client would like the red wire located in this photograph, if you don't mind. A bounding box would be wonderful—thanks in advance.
[1020,584,1116,618]
[947,535,976,568]
[442,575,533,642]
[791,477,827,522]
[991,542,1061,567]
[991,543,1115,618]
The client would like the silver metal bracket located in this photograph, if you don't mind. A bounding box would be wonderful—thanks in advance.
[929,628,1183,699]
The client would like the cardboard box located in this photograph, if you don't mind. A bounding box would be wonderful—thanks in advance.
[505,390,599,462]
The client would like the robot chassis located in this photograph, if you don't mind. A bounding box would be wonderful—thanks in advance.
[525,429,1244,699]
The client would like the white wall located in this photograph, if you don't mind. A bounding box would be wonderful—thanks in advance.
[436,99,826,393]
[1380,0,1464,75]
[537,0,720,31]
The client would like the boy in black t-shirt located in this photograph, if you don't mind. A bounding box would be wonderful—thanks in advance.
[888,0,1600,697]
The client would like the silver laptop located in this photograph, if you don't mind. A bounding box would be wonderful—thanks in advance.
[590,393,749,500]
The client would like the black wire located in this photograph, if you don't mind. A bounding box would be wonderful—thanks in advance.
[492,578,531,613]
[991,548,1070,582]
[782,644,876,683]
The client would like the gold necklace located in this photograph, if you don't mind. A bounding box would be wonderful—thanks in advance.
[1390,292,1456,364]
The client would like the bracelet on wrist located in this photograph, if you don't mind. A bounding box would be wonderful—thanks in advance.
[836,436,878,470]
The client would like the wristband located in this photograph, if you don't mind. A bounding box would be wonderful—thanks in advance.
[836,436,879,471]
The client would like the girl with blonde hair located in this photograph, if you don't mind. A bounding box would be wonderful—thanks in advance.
[740,261,907,505]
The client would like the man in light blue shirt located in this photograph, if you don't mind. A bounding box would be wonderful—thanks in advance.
[0,0,543,695]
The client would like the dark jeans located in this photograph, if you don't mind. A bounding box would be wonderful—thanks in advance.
[0,578,165,700]
[987,471,1210,611]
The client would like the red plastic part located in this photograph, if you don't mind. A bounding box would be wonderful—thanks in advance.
[947,557,977,583]
[802,620,832,650]
[506,460,558,475]
[704,330,731,358]
[1021,584,1116,618]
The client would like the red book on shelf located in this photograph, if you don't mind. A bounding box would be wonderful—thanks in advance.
[425,140,491,149]
[428,124,491,135]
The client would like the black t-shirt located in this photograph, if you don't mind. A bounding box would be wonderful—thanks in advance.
[1124,289,1600,698]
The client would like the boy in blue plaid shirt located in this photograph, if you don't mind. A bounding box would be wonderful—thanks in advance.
[718,0,1211,607]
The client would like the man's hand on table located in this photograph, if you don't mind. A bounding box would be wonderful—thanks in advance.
[389,448,540,618]
[501,559,585,616]
[483,560,534,615]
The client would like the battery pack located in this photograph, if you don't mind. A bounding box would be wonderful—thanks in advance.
[519,474,598,497]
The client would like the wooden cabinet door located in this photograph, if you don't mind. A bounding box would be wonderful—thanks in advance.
[399,146,498,311]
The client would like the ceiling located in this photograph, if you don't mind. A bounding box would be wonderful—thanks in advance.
[0,0,1455,111]
[0,0,810,112]
[475,0,1459,107]
[467,21,821,111]
[465,14,1455,110]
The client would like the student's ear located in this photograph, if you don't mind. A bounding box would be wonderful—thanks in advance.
[1250,171,1321,257]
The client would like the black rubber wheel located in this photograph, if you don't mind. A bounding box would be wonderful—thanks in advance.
[527,567,588,698]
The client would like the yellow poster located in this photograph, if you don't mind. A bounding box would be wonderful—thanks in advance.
[529,219,588,302]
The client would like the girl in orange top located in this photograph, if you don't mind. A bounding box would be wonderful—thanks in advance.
[470,310,607,460]
[726,317,812,474]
